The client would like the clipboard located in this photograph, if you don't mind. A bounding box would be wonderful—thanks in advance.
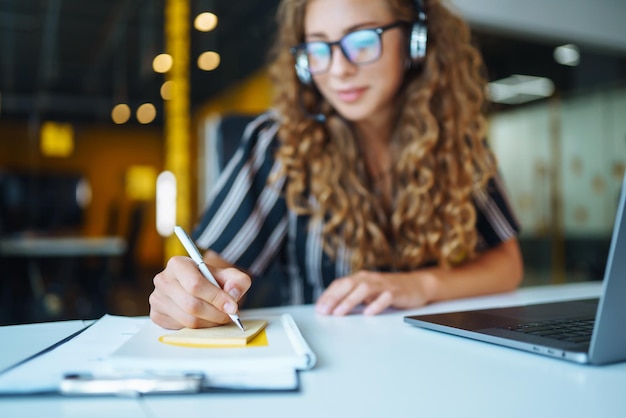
[0,314,316,396]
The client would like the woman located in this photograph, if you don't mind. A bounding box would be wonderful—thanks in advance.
[149,0,524,329]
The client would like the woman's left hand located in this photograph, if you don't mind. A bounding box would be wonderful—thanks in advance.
[314,239,524,316]
[314,270,436,316]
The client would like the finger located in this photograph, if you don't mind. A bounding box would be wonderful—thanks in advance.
[167,256,240,316]
[362,290,393,316]
[331,281,372,316]
[171,278,233,325]
[150,296,222,330]
[149,309,183,330]
[315,278,356,315]
[151,269,230,328]
[149,285,184,329]
[150,283,228,329]
[214,267,252,302]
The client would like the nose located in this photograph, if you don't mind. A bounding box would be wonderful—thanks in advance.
[327,44,357,77]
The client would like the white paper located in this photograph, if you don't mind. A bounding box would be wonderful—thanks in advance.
[0,315,146,394]
[0,320,89,374]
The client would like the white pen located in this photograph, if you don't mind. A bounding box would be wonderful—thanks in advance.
[173,225,245,331]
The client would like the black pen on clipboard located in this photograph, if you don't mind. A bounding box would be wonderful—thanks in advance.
[173,225,245,331]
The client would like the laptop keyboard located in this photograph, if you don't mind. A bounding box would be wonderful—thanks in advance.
[507,318,595,344]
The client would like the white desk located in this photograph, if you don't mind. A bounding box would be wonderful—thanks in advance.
[0,282,624,418]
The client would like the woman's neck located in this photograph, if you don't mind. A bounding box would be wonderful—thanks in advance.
[354,116,393,174]
[353,113,393,148]
[353,117,394,212]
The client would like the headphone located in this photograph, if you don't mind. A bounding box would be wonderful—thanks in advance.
[294,0,428,86]
[409,0,428,67]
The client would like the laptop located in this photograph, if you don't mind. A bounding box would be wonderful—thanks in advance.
[404,173,626,365]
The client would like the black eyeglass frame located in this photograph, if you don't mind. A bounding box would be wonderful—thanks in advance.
[289,21,408,75]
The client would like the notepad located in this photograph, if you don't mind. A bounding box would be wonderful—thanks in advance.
[160,319,268,347]
[108,314,316,391]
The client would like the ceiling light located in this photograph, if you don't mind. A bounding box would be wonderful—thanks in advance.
[111,103,131,124]
[554,44,580,66]
[137,103,157,124]
[198,51,221,71]
[160,81,173,101]
[153,53,173,73]
[195,12,218,32]
[487,75,555,105]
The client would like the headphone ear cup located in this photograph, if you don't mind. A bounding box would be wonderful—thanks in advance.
[294,53,312,85]
[409,21,427,65]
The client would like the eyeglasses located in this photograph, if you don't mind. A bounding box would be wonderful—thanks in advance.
[290,21,406,75]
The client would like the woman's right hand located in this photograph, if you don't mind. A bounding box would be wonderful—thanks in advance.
[149,255,251,330]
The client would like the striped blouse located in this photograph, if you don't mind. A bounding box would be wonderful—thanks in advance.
[192,112,521,305]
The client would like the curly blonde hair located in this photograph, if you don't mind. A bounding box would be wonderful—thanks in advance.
[269,0,497,271]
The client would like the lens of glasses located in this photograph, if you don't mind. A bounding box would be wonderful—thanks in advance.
[304,28,382,74]
[306,42,332,74]
[341,29,381,65]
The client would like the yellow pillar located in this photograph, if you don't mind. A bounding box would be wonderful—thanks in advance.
[164,0,191,260]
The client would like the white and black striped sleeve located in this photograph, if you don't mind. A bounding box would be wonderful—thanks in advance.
[192,114,288,278]
[473,174,521,249]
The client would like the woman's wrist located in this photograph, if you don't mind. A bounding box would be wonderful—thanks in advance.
[416,268,441,304]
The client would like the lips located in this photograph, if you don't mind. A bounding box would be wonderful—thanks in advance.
[335,87,368,103]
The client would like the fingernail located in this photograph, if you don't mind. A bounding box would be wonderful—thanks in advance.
[223,301,237,314]
[228,288,241,301]
[333,304,349,316]
[315,303,330,315]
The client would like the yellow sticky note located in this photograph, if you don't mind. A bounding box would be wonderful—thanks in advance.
[159,319,268,348]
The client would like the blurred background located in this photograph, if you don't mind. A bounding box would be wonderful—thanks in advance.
[0,0,625,325]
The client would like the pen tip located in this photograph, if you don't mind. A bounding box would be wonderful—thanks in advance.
[236,319,245,332]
